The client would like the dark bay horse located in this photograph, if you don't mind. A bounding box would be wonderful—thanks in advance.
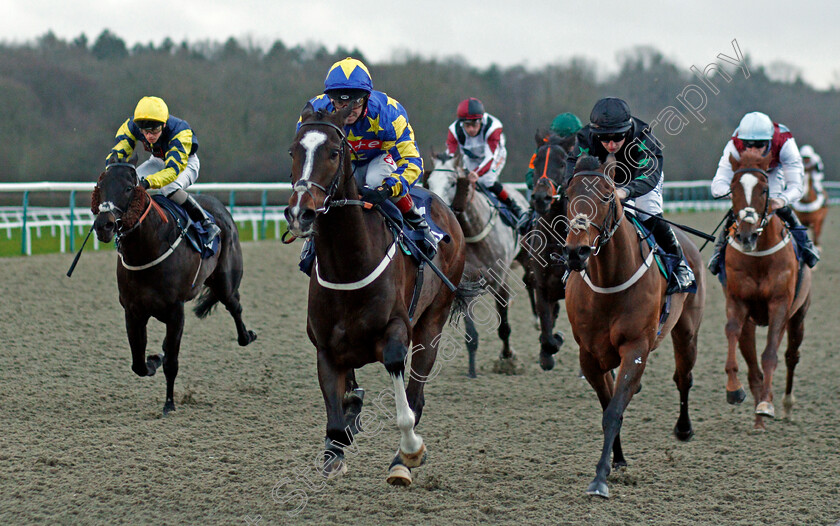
[562,156,705,498]
[722,150,811,429]
[519,134,570,371]
[792,162,828,250]
[285,105,468,486]
[426,152,529,377]
[91,162,257,415]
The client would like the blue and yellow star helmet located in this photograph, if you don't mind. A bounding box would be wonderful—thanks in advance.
[324,57,373,96]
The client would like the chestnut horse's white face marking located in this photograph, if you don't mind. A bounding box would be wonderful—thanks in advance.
[740,173,758,206]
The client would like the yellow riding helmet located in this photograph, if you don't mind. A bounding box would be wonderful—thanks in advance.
[133,96,169,124]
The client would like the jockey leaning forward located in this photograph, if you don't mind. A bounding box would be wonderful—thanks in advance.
[106,96,220,244]
[708,111,820,272]
[300,57,435,253]
[564,97,696,295]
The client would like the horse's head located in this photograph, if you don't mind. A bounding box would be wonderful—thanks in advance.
[427,151,476,210]
[285,103,355,237]
[729,149,772,251]
[531,132,568,216]
[561,156,619,271]
[91,161,144,243]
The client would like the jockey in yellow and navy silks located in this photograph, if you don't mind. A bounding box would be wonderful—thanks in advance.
[106,96,220,243]
[300,57,435,251]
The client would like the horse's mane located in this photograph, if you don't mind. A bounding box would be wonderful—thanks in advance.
[574,155,601,173]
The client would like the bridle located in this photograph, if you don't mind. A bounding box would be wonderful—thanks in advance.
[96,163,146,236]
[534,144,560,200]
[293,120,356,214]
[732,167,772,234]
[565,170,623,256]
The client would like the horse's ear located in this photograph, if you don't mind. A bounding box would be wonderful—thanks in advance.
[760,148,772,168]
[127,151,139,167]
[300,102,316,121]
[334,105,354,124]
[729,153,740,171]
[535,128,550,147]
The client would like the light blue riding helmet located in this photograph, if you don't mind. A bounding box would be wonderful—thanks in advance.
[737,112,774,140]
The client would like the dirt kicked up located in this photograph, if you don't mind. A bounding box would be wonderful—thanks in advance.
[1,211,839,525]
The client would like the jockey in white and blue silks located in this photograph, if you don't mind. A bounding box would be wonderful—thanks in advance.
[707,111,819,272]
[564,97,695,295]
[298,57,434,252]
[106,96,220,244]
[793,144,826,211]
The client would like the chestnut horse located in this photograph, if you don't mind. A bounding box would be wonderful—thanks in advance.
[561,156,705,498]
[285,105,468,486]
[722,149,811,430]
[92,162,257,415]
[792,163,828,249]
[519,134,570,371]
[426,152,529,377]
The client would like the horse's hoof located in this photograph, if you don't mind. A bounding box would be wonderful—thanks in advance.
[782,394,796,419]
[726,388,747,405]
[539,352,555,371]
[553,332,565,347]
[399,443,426,468]
[322,457,347,480]
[755,401,775,418]
[586,480,610,499]
[239,330,257,346]
[674,424,694,441]
[386,464,412,486]
[163,401,175,415]
[146,354,163,376]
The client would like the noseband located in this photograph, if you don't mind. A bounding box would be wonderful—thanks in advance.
[732,167,771,233]
[294,121,355,213]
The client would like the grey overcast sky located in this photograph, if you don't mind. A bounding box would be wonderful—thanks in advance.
[2,0,836,89]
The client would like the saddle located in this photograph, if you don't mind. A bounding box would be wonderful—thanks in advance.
[627,213,697,295]
[475,184,520,229]
[151,196,220,259]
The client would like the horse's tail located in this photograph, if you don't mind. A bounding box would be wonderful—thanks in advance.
[193,286,220,319]
[449,274,487,326]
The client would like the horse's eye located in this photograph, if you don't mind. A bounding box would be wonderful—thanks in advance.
[125,186,133,194]
[288,149,293,157]
[330,149,340,159]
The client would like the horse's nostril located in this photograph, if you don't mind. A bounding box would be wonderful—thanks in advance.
[301,209,316,224]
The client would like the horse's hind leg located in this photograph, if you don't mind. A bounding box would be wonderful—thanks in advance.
[161,304,185,415]
[536,288,562,371]
[783,294,810,418]
[208,265,257,346]
[670,315,699,441]
[496,286,514,360]
[464,312,479,378]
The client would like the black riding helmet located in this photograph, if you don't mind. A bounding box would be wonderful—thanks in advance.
[589,97,633,134]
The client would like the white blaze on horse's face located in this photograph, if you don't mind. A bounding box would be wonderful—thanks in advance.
[740,173,759,206]
[290,130,328,217]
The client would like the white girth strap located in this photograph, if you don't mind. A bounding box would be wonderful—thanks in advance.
[728,232,792,257]
[118,235,185,271]
[580,246,656,294]
[464,207,498,243]
[315,241,397,290]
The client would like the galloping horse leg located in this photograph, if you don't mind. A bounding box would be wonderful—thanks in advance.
[464,312,479,378]
[316,350,350,479]
[670,317,699,441]
[724,299,750,404]
[383,321,424,487]
[208,269,257,347]
[496,286,514,360]
[754,301,791,422]
[160,303,185,415]
[343,370,364,435]
[536,287,562,371]
[782,295,809,418]
[125,310,156,377]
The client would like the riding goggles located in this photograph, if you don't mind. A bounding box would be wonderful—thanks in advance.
[741,140,769,149]
[330,96,366,110]
[595,132,627,143]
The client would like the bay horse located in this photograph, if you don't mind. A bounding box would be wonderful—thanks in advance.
[285,104,468,486]
[792,162,828,250]
[426,152,529,377]
[722,149,811,430]
[519,134,571,371]
[561,156,705,498]
[91,162,257,415]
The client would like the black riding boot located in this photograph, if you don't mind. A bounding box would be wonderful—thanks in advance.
[182,194,221,245]
[776,206,820,267]
[707,212,734,275]
[647,216,696,295]
[403,204,436,256]
[488,181,529,233]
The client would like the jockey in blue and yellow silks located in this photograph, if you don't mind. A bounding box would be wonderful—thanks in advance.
[299,57,435,251]
[106,96,220,243]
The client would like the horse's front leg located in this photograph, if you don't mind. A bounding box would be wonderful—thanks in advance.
[125,309,152,377]
[495,284,515,360]
[585,343,647,499]
[161,303,185,415]
[316,350,350,479]
[464,312,479,378]
[535,285,562,371]
[382,320,424,487]
[724,296,750,404]
[754,299,791,422]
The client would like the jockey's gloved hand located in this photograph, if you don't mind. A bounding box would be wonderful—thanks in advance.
[140,178,151,190]
[360,184,392,205]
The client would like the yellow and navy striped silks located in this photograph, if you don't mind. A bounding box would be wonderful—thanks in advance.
[106,116,199,189]
[300,91,423,197]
